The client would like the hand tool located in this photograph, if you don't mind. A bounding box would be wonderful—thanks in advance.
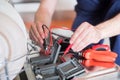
[81,59,115,68]
[62,44,118,62]
[42,24,53,55]
[82,44,117,62]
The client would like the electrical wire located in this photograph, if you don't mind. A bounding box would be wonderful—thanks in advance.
[0,40,40,79]
[42,24,53,55]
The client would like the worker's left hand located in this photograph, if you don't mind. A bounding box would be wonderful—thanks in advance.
[29,22,49,47]
[70,22,102,52]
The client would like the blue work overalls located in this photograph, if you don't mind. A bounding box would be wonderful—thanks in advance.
[72,0,120,65]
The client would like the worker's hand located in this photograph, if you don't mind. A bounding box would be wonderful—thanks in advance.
[29,22,49,47]
[70,22,102,52]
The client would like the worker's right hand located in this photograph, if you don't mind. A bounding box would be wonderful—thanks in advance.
[70,22,102,52]
[29,22,48,47]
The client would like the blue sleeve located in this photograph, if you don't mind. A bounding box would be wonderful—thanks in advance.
[72,0,110,29]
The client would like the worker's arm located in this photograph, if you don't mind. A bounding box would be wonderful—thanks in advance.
[96,13,120,39]
[70,13,120,52]
[35,0,57,26]
[29,0,57,47]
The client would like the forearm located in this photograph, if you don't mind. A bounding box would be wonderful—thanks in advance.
[96,13,120,39]
[35,0,57,26]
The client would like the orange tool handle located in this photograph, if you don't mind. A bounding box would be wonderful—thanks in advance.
[82,60,115,68]
[83,49,118,62]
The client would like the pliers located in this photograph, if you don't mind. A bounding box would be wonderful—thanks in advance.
[61,44,118,62]
[82,44,117,62]
[42,24,53,55]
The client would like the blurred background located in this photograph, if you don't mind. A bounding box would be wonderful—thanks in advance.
[11,0,77,30]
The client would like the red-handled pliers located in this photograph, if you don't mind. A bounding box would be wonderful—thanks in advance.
[63,44,118,62]
[82,59,115,68]
[82,44,118,62]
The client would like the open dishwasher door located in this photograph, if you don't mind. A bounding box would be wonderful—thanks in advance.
[0,0,28,80]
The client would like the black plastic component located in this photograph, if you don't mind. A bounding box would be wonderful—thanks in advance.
[30,55,50,65]
[30,41,61,65]
[58,37,70,53]
[57,59,85,79]
[34,64,61,80]
[50,41,61,63]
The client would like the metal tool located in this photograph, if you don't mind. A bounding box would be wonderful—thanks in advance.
[82,44,118,62]
[61,44,118,62]
[42,24,53,55]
